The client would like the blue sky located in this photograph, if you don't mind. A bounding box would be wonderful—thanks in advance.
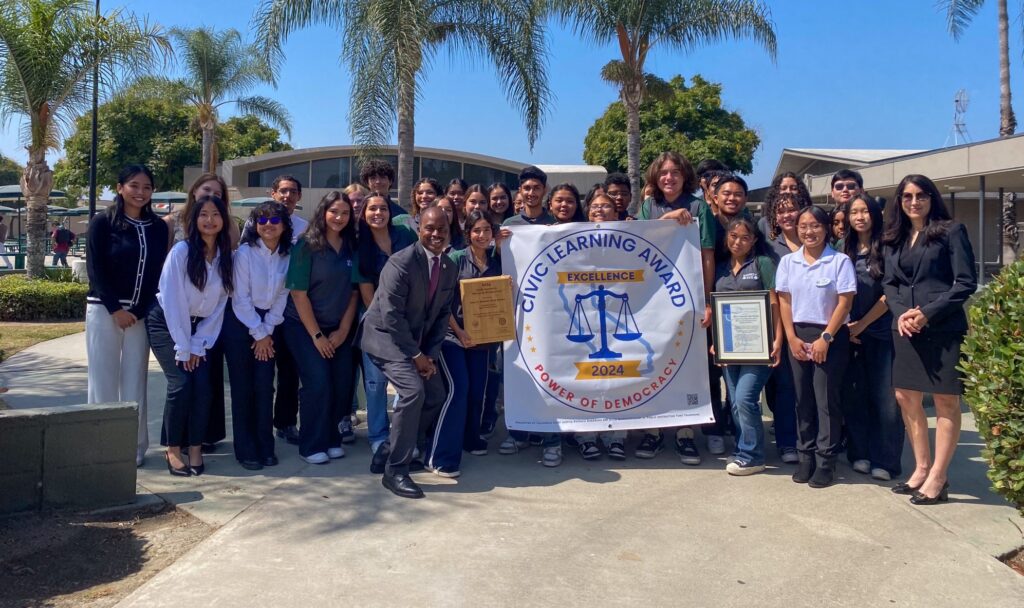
[0,0,1008,188]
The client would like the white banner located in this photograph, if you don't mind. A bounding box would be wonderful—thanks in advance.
[501,220,713,432]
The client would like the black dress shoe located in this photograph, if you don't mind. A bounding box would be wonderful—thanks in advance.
[891,481,922,495]
[239,459,263,471]
[808,466,834,488]
[409,459,425,473]
[189,463,205,476]
[382,473,424,499]
[370,443,391,474]
[165,452,190,477]
[263,455,279,467]
[276,426,300,445]
[910,482,949,505]
[792,457,815,484]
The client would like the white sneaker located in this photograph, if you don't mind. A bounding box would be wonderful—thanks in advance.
[327,447,345,459]
[707,435,726,455]
[726,461,765,476]
[870,467,892,481]
[542,446,562,467]
[499,435,528,455]
[852,459,871,474]
[302,452,329,464]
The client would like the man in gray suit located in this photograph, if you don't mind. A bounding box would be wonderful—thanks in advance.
[360,207,458,499]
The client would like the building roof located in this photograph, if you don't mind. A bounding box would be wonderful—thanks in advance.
[772,148,925,180]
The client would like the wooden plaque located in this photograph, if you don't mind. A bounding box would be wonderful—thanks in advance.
[460,275,515,344]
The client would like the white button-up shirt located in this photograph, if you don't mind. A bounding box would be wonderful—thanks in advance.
[775,245,856,325]
[232,240,290,340]
[156,241,229,361]
[290,214,308,243]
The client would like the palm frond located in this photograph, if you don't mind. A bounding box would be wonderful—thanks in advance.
[229,95,293,138]
[251,0,347,79]
[654,0,777,62]
[940,0,986,40]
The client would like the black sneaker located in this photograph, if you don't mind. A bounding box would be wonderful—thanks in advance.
[565,434,580,448]
[635,434,664,459]
[578,441,601,460]
[276,425,300,445]
[675,428,701,465]
[528,434,544,447]
[607,442,626,461]
[480,420,496,439]
[338,417,356,444]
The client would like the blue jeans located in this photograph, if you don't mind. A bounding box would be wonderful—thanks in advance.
[841,333,904,475]
[723,365,773,466]
[362,350,391,448]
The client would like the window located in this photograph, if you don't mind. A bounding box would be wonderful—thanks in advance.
[464,164,517,189]
[248,162,311,189]
[420,157,462,186]
[311,157,352,189]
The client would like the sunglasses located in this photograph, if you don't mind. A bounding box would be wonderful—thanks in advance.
[833,183,859,192]
[257,216,282,225]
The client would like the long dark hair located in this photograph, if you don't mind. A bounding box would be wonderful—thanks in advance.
[763,172,812,237]
[413,177,441,217]
[768,192,811,240]
[240,201,293,256]
[843,195,885,279]
[185,195,233,292]
[305,191,355,253]
[108,164,157,229]
[725,216,759,260]
[463,209,497,246]
[358,194,391,281]
[486,182,514,221]
[546,183,585,223]
[882,174,952,247]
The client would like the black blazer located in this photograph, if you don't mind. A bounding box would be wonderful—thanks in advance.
[359,244,457,362]
[882,222,977,333]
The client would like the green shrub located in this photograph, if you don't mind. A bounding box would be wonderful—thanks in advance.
[961,260,1024,515]
[0,275,88,321]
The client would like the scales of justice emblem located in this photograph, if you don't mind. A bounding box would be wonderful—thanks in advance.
[566,284,642,359]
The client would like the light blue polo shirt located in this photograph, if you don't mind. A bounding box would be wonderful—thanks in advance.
[775,245,856,325]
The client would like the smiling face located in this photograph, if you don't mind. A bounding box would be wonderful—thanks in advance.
[489,188,510,214]
[549,188,578,223]
[419,208,450,255]
[726,224,755,259]
[778,176,799,195]
[446,184,465,206]
[657,160,683,201]
[324,197,351,235]
[831,211,846,240]
[587,195,615,222]
[900,182,932,225]
[513,193,525,214]
[256,211,284,244]
[519,179,545,210]
[465,191,487,215]
[272,179,302,213]
[776,200,799,234]
[831,179,861,205]
[363,195,390,230]
[605,183,630,215]
[848,199,871,235]
[117,172,154,217]
[196,201,224,240]
[367,173,391,196]
[797,211,827,249]
[414,183,437,209]
[468,218,493,249]
[716,180,747,218]
[435,198,455,224]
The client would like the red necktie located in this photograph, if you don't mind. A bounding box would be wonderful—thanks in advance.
[428,255,440,303]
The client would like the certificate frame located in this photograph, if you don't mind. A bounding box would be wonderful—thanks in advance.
[710,290,773,365]
[460,275,516,344]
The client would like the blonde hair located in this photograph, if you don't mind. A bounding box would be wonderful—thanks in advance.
[343,183,369,197]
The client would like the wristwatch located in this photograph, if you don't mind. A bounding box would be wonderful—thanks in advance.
[313,331,324,340]
[820,331,833,344]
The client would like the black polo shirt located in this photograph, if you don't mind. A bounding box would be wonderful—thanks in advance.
[714,254,776,293]
[284,238,356,328]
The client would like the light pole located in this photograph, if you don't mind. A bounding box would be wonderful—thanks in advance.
[87,0,99,218]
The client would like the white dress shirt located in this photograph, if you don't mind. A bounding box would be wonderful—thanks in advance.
[290,214,309,243]
[232,240,290,340]
[156,241,229,361]
[775,245,857,325]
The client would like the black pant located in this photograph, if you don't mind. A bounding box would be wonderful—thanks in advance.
[273,323,300,430]
[369,353,446,476]
[281,317,353,457]
[789,323,849,465]
[204,337,227,444]
[223,304,276,462]
[148,303,213,447]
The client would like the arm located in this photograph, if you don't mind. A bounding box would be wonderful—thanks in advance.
[421,280,456,361]
[881,246,910,319]
[700,248,714,328]
[778,291,805,361]
[192,289,229,359]
[918,224,978,327]
[359,283,375,308]
[85,216,125,315]
[809,292,854,364]
[230,248,270,340]
[260,256,290,339]
[328,291,360,347]
[769,289,783,367]
[449,313,474,348]
[376,260,421,359]
[158,245,197,362]
[849,296,888,339]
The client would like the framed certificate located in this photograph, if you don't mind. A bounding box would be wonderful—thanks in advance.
[710,290,773,365]
[460,275,515,344]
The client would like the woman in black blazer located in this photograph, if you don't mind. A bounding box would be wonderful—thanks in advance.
[882,174,977,505]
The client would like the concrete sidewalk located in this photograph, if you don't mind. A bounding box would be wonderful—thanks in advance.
[4,332,1023,606]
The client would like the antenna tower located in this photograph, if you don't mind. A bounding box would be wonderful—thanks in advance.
[945,89,970,147]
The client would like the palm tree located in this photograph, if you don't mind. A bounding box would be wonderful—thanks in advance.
[0,0,169,278]
[253,0,550,207]
[154,27,292,173]
[554,0,776,213]
[942,0,1018,263]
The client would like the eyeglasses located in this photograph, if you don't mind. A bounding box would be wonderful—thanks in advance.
[833,183,859,192]
[275,188,299,195]
[901,193,931,204]
[257,216,282,225]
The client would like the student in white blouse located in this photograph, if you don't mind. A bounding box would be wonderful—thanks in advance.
[223,202,293,471]
[148,195,233,477]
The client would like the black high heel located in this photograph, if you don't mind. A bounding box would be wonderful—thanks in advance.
[165,452,190,477]
[909,482,949,505]
[891,481,922,495]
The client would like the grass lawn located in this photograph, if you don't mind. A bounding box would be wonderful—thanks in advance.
[0,321,85,364]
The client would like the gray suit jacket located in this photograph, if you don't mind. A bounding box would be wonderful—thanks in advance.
[359,244,458,362]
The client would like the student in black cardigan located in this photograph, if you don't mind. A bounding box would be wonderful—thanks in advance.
[86,165,169,467]
[882,174,977,505]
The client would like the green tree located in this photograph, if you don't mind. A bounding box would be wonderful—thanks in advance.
[554,0,776,212]
[53,92,293,195]
[254,0,550,207]
[942,0,1018,263]
[139,27,292,173]
[583,75,760,179]
[0,153,21,185]
[0,0,168,277]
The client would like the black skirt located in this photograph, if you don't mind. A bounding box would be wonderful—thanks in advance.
[891,329,965,395]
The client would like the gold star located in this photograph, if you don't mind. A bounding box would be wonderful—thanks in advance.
[530,347,537,353]
[526,325,532,332]
[675,341,681,348]
[677,331,684,337]
[678,319,685,325]
[527,335,533,342]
